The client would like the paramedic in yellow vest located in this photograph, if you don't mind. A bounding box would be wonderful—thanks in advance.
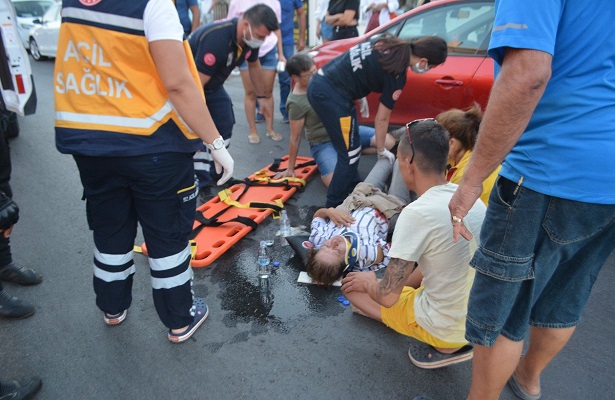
[54,0,233,343]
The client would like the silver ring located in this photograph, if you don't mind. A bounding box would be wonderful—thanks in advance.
[452,215,462,223]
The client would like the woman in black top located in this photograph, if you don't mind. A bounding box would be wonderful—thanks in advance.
[307,35,447,208]
[326,0,360,40]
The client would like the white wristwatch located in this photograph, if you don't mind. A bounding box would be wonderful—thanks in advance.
[205,137,225,151]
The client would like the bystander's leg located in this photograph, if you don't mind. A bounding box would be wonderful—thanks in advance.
[467,335,524,400]
[513,326,575,397]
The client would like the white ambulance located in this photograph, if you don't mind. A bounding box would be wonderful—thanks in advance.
[0,0,37,138]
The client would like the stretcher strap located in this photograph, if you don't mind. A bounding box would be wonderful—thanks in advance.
[133,240,197,259]
[251,169,307,186]
[268,158,316,173]
[189,162,308,238]
[189,209,258,240]
[189,240,197,259]
[218,188,284,217]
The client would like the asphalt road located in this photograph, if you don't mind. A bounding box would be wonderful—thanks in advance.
[1,57,614,400]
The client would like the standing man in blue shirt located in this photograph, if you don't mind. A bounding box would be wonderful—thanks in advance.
[175,0,201,38]
[446,0,615,399]
[278,0,306,123]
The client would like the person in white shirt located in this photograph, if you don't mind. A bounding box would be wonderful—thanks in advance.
[342,119,486,369]
[362,0,398,33]
[199,0,217,24]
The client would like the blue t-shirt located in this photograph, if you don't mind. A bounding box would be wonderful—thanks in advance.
[175,0,199,33]
[489,0,615,204]
[280,0,304,45]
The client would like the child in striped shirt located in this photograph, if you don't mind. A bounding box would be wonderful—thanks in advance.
[307,158,413,285]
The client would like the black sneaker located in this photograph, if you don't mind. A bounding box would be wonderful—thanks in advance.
[0,263,43,285]
[255,113,265,123]
[0,376,42,400]
[0,291,35,319]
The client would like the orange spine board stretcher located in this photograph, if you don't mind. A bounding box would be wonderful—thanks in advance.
[139,155,317,267]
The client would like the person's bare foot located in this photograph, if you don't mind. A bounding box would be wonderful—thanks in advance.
[171,325,189,334]
[512,365,542,397]
[434,346,463,354]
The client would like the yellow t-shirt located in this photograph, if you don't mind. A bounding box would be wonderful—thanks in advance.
[447,150,500,206]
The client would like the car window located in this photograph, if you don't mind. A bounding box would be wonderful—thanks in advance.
[11,0,54,18]
[396,2,494,56]
[41,2,59,23]
[383,21,402,36]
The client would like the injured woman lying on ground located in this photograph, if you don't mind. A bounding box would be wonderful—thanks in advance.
[304,158,415,286]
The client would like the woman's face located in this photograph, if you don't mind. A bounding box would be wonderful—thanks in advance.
[448,137,465,164]
[409,55,432,74]
[316,235,346,266]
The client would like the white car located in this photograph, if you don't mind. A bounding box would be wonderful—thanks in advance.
[0,0,37,138]
[28,0,59,61]
[10,0,55,49]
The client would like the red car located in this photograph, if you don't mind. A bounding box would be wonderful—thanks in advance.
[309,0,495,126]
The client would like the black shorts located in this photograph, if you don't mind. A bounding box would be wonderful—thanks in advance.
[331,26,358,41]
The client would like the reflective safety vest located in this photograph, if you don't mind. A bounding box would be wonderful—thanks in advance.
[55,0,202,156]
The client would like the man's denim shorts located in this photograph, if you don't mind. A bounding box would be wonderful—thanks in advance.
[238,47,278,71]
[466,176,615,347]
[309,141,337,177]
[320,18,333,41]
[358,125,375,149]
[309,127,375,177]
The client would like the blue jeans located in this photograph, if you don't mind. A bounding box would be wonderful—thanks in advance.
[363,158,414,205]
[320,18,333,41]
[238,46,278,71]
[278,43,295,119]
[308,74,361,208]
[466,176,615,346]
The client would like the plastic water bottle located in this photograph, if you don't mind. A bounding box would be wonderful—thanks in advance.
[279,210,291,244]
[257,241,271,294]
[257,241,271,278]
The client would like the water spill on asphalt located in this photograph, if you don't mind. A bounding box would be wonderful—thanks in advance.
[208,204,346,334]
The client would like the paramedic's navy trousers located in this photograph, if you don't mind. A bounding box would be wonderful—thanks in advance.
[74,153,197,329]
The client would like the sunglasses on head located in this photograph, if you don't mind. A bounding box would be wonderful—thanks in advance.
[405,118,437,164]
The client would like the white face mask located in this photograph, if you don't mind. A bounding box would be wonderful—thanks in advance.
[243,23,265,49]
[410,61,430,74]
